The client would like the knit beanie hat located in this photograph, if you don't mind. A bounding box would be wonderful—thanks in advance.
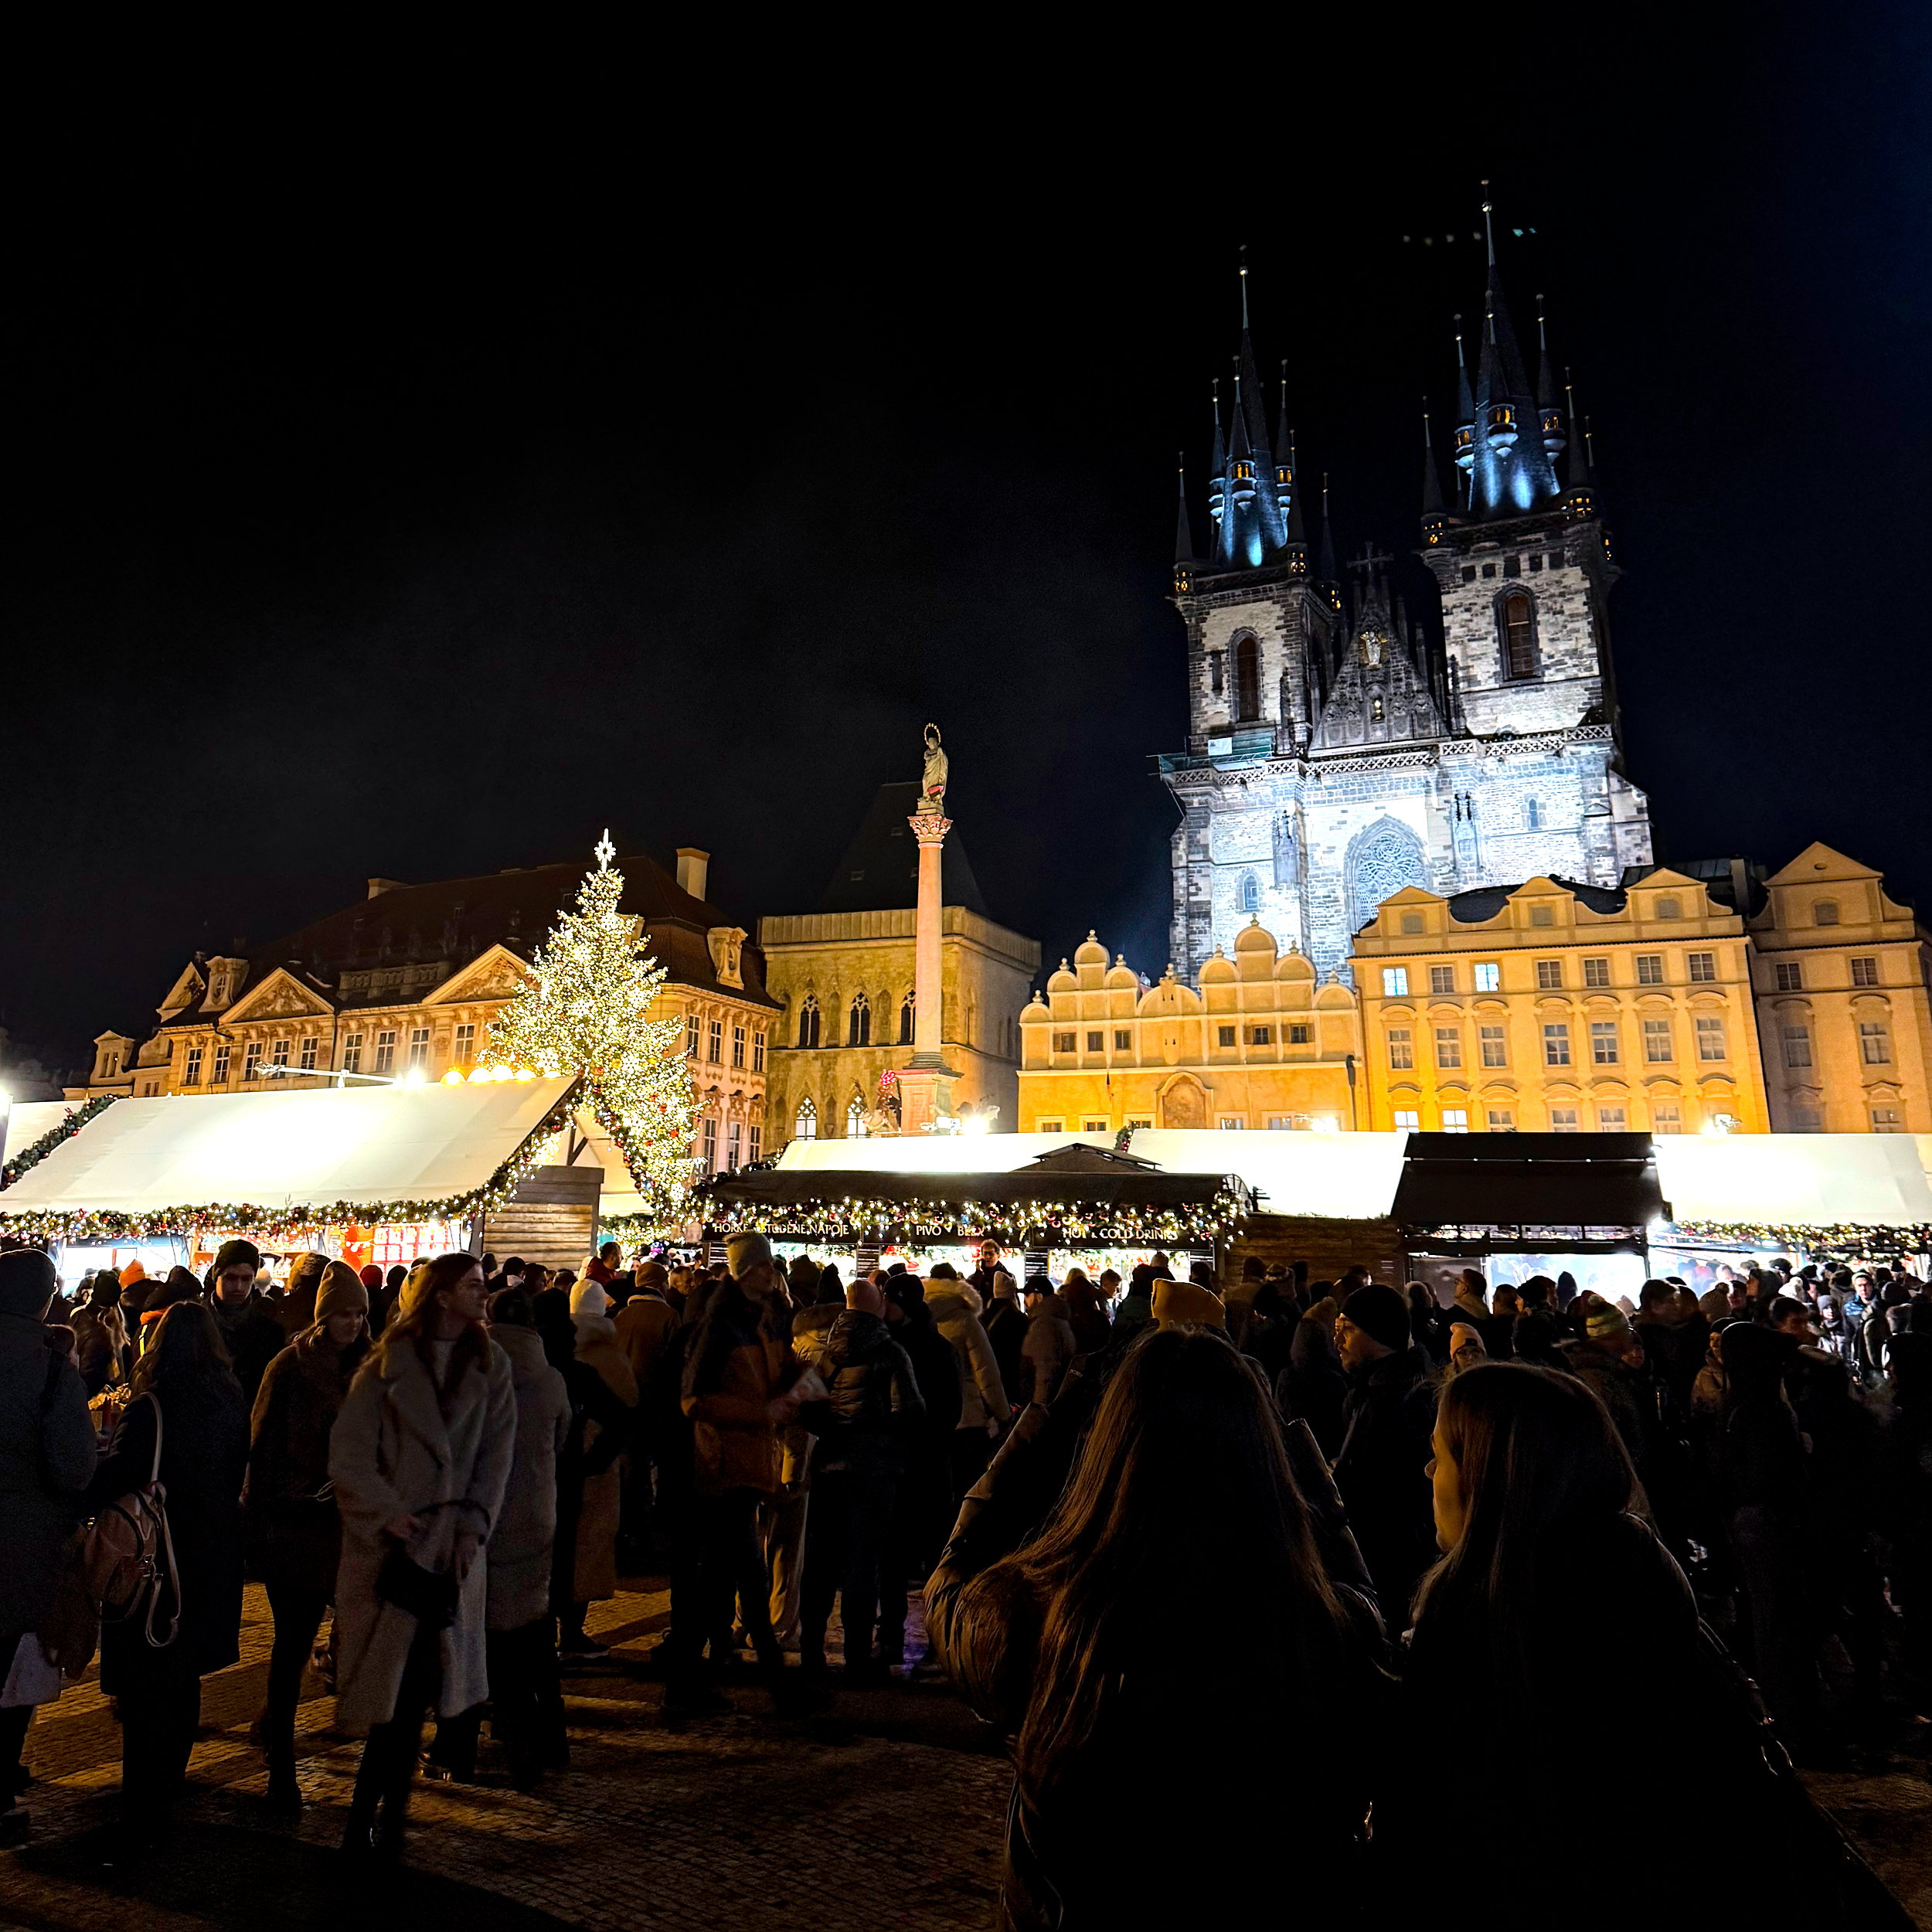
[359,1265,384,1291]
[1151,1278,1226,1329]
[570,1277,610,1318]
[213,1238,260,1277]
[883,1274,927,1321]
[315,1260,369,1323]
[635,1260,669,1290]
[118,1259,148,1288]
[1340,1282,1410,1354]
[1586,1301,1633,1342]
[0,1249,58,1318]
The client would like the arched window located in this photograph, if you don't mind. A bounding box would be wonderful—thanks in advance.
[797,995,820,1049]
[899,991,915,1045]
[1526,798,1542,830]
[1498,590,1537,680]
[1237,872,1260,914]
[846,1095,867,1138]
[847,992,871,1046]
[794,1097,817,1139]
[1235,634,1261,721]
[1345,817,1430,937]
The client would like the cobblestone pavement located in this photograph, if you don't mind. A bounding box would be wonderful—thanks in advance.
[3,1579,1010,1932]
[3,1578,1928,1930]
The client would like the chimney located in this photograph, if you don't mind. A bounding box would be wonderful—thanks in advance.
[366,877,406,900]
[675,849,710,902]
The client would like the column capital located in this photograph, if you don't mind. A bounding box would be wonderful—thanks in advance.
[907,812,952,846]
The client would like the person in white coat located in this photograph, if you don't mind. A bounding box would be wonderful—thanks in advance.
[328,1253,515,1856]
[923,1266,1012,1497]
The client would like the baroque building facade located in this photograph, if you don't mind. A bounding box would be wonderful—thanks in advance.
[760,784,1039,1148]
[1020,847,1932,1138]
[1162,236,1652,983]
[80,848,777,1176]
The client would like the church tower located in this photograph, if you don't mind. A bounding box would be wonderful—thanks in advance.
[1161,213,1652,982]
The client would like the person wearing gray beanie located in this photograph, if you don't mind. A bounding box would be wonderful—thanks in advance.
[0,1250,59,1321]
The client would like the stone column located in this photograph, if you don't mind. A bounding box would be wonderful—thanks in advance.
[896,809,959,1135]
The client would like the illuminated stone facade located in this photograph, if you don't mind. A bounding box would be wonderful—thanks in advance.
[1351,872,1770,1135]
[1163,245,1651,983]
[1017,927,1364,1134]
[1747,844,1932,1134]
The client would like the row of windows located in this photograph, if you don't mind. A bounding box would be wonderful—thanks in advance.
[1772,957,1881,989]
[180,1020,488,1088]
[685,1015,767,1070]
[795,992,915,1050]
[1387,1015,1730,1070]
[1379,952,1719,999]
[1391,1103,1676,1133]
[1048,1023,1315,1053]
[1459,551,1565,585]
[697,1118,760,1170]
[1781,1020,1894,1069]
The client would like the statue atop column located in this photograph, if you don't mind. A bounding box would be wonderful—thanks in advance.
[919,722,948,816]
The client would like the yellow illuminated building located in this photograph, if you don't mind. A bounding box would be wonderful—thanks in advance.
[1352,870,1770,1134]
[1747,843,1932,1134]
[1017,927,1364,1134]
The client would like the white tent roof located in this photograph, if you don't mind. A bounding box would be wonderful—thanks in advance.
[1653,1133,1932,1230]
[2,1101,80,1168]
[0,1079,581,1219]
[779,1128,1932,1230]
[776,1128,1412,1221]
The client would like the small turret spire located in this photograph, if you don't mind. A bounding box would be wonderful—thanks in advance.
[1481,179,1496,267]
[1561,369,1596,515]
[1285,430,1308,554]
[1209,376,1225,472]
[1174,454,1196,565]
[1317,472,1338,586]
[1420,403,1447,537]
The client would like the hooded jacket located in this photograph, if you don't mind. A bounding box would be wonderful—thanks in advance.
[1022,1296,1078,1407]
[0,1308,97,1634]
[926,1282,1012,1433]
[804,1309,923,1471]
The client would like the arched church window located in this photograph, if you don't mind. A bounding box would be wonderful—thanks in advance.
[1238,872,1260,914]
[797,995,820,1049]
[846,1095,867,1138]
[847,992,870,1047]
[794,1097,817,1140]
[1235,635,1261,721]
[1499,591,1537,680]
[1346,819,1430,937]
[899,991,915,1045]
[1526,798,1543,830]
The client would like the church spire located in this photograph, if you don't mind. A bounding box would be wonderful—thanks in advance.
[1467,182,1559,515]
[1420,404,1450,546]
[1316,473,1338,594]
[1561,370,1596,516]
[1535,295,1566,460]
[1174,457,1197,594]
[1206,379,1226,556]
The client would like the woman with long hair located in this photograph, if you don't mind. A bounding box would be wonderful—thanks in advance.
[86,1302,248,1871]
[328,1253,514,1855]
[244,1260,370,1808]
[1383,1362,1872,1927]
[926,1327,1380,1929]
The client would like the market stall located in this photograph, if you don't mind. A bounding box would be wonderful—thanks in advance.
[0,1077,620,1284]
[701,1140,1254,1278]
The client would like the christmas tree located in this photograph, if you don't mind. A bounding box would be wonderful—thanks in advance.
[486,832,699,1229]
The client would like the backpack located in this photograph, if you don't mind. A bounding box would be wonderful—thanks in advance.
[80,1393,180,1648]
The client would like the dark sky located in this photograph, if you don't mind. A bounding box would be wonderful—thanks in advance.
[9,15,1929,1073]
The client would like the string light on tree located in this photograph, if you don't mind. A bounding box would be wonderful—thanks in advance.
[484,832,699,1232]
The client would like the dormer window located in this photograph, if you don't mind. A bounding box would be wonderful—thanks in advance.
[1233,461,1253,480]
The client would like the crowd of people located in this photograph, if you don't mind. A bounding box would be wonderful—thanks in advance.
[0,1230,1925,1924]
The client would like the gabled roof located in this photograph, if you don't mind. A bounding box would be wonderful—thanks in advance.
[1444,875,1633,923]
[1764,842,1881,887]
[817,784,988,917]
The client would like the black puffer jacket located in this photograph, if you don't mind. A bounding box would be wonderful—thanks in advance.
[804,1310,923,1471]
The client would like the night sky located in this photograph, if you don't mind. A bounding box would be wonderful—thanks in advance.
[10,16,1929,1077]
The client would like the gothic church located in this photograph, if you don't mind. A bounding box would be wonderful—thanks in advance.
[1162,219,1653,981]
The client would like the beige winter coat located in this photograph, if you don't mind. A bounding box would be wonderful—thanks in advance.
[926,1283,1012,1433]
[328,1332,515,1731]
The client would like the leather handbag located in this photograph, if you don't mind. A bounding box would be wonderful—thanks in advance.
[376,1541,459,1632]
